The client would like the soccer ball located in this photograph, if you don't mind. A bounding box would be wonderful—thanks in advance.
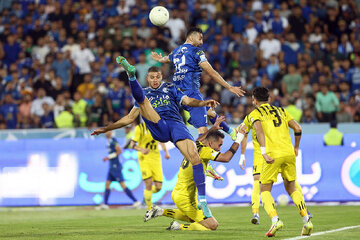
[149,6,169,26]
[277,194,289,206]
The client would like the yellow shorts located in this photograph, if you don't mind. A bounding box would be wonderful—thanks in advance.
[138,156,163,182]
[260,155,296,184]
[171,191,206,222]
[253,154,263,175]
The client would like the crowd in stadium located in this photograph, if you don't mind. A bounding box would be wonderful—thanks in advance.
[0,0,360,129]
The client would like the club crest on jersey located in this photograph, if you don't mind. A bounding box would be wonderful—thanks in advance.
[180,47,188,53]
[163,87,168,93]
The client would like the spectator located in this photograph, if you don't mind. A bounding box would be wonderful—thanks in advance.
[52,50,72,89]
[77,73,95,97]
[337,101,353,123]
[32,37,50,64]
[324,120,343,146]
[315,84,339,122]
[285,97,303,122]
[266,55,280,81]
[72,91,88,127]
[281,33,301,65]
[89,92,107,127]
[55,105,74,128]
[288,4,307,39]
[135,53,151,87]
[3,35,21,66]
[53,94,65,118]
[346,57,360,92]
[282,64,302,96]
[260,32,281,60]
[268,8,289,35]
[0,94,19,129]
[30,88,55,118]
[229,6,248,34]
[144,39,164,67]
[40,103,55,128]
[302,108,318,123]
[165,9,186,45]
[106,78,127,120]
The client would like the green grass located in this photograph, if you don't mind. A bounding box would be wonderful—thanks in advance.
[1,205,360,239]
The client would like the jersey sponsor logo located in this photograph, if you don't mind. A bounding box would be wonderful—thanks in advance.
[196,50,205,56]
[151,94,171,109]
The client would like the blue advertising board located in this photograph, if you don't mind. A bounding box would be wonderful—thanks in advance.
[0,134,359,206]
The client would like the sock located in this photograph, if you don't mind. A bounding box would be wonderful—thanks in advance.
[124,187,137,202]
[163,209,192,222]
[181,222,210,231]
[252,180,260,214]
[192,163,206,196]
[209,115,231,133]
[290,190,308,219]
[295,181,304,196]
[152,185,161,193]
[261,191,278,220]
[128,76,145,104]
[104,189,110,205]
[144,189,152,210]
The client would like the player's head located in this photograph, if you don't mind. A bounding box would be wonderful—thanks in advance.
[146,66,162,89]
[186,27,203,47]
[206,130,225,151]
[252,87,270,106]
[105,130,113,139]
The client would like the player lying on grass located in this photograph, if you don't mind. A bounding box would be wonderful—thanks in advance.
[143,117,247,231]
[152,27,245,140]
[130,122,170,210]
[97,130,140,209]
[239,132,312,225]
[242,87,313,237]
[92,57,229,218]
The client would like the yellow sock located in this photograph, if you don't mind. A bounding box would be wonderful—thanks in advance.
[144,189,152,210]
[252,180,260,214]
[295,181,304,197]
[261,191,278,219]
[290,190,307,217]
[163,209,192,222]
[152,185,161,193]
[181,222,210,231]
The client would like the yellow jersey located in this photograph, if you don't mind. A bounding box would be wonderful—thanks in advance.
[243,103,295,159]
[173,141,220,196]
[132,123,160,160]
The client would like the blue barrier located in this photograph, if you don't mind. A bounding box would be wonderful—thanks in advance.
[0,133,359,207]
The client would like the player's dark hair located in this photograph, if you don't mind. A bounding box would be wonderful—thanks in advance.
[148,66,161,73]
[206,130,225,141]
[186,27,203,38]
[252,87,269,102]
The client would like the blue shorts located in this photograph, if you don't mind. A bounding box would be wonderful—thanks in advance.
[107,168,124,182]
[182,90,207,128]
[142,117,194,143]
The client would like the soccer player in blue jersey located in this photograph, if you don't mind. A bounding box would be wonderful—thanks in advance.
[97,130,140,209]
[92,57,219,218]
[151,27,245,140]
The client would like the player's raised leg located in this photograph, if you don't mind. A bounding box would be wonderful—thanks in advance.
[116,56,161,123]
[284,179,313,236]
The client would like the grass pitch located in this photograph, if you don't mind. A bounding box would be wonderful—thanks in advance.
[1,205,360,239]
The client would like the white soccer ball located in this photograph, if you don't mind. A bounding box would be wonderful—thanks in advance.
[277,194,289,206]
[149,6,169,26]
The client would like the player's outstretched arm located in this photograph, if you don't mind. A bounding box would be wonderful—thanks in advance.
[253,121,274,164]
[151,52,171,63]
[91,107,140,136]
[130,140,150,155]
[181,96,219,108]
[200,61,245,97]
[197,116,225,142]
[288,119,302,156]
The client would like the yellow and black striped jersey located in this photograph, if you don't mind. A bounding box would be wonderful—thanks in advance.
[132,123,160,160]
[242,103,295,159]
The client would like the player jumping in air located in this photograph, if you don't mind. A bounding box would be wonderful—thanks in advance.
[97,130,140,209]
[243,87,313,237]
[151,27,245,139]
[92,57,219,218]
[144,117,246,230]
[130,122,170,210]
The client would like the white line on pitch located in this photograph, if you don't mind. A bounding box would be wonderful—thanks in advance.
[284,225,360,240]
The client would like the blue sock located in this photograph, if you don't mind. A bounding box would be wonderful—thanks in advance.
[192,163,206,196]
[124,187,137,202]
[104,189,110,205]
[129,76,145,104]
[209,115,232,134]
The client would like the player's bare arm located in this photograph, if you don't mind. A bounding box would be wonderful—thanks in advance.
[130,140,150,155]
[103,143,122,161]
[216,124,246,162]
[239,134,248,170]
[197,116,225,142]
[253,121,274,164]
[151,52,171,63]
[288,119,302,156]
[91,107,140,135]
[199,61,245,97]
[181,96,219,108]
[160,142,170,160]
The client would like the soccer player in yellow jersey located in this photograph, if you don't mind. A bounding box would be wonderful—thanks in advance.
[239,120,311,225]
[143,117,246,230]
[130,122,170,210]
[242,87,313,237]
